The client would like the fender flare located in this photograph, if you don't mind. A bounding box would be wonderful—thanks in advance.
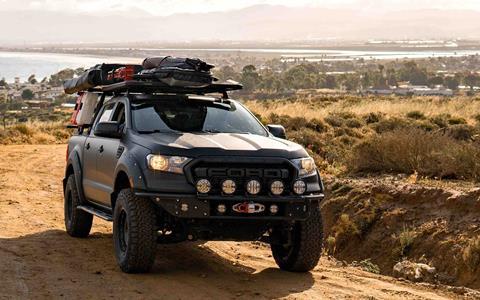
[114,153,147,191]
[65,149,87,204]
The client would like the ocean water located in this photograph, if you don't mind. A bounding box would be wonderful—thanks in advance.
[0,52,141,83]
[0,49,479,83]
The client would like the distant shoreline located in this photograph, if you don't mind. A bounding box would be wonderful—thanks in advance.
[1,46,479,62]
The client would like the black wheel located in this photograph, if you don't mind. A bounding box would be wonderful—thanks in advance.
[270,203,323,272]
[113,189,157,273]
[64,175,93,238]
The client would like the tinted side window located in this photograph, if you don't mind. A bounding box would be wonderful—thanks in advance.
[112,103,126,125]
[98,103,115,123]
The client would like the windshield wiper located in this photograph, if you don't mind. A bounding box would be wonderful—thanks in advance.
[137,130,163,134]
[200,129,222,133]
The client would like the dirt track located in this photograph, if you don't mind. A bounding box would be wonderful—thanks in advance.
[0,145,468,299]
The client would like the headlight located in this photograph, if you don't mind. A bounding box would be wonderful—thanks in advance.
[291,157,316,177]
[146,154,191,174]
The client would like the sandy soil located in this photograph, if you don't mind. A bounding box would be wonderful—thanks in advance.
[0,144,469,299]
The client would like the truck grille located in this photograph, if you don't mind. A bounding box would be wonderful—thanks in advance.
[192,162,294,196]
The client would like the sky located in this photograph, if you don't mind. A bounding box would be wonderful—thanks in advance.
[0,0,479,16]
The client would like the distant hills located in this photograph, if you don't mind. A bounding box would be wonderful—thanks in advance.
[1,5,480,43]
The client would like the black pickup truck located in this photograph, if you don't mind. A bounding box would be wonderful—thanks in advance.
[63,81,325,274]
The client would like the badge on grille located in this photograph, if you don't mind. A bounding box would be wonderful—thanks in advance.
[232,202,265,214]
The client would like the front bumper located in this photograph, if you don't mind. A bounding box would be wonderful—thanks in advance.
[135,191,324,221]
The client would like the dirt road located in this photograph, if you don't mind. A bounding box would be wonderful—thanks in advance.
[0,145,468,299]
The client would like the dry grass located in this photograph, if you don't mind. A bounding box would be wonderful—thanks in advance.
[350,128,480,181]
[0,121,71,144]
[246,95,480,125]
[249,95,480,181]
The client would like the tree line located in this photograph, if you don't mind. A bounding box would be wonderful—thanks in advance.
[214,60,480,93]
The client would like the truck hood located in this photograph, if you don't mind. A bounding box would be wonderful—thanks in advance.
[131,132,308,158]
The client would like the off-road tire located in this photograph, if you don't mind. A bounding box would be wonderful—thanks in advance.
[113,189,157,273]
[64,175,93,237]
[271,203,323,272]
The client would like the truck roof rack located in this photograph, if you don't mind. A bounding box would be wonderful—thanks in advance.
[94,80,242,99]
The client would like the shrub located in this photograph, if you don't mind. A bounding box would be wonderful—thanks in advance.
[345,118,363,128]
[12,124,33,136]
[352,258,381,274]
[325,236,337,255]
[349,128,480,181]
[406,111,426,120]
[414,120,437,132]
[371,117,410,134]
[448,116,467,125]
[446,124,476,141]
[474,114,480,124]
[306,118,328,133]
[287,128,325,154]
[398,226,417,256]
[332,214,360,248]
[364,112,384,124]
[324,114,344,127]
[430,114,450,128]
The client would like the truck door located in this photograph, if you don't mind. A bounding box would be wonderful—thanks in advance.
[82,102,116,205]
[94,101,127,206]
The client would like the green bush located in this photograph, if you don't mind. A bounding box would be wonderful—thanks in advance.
[406,110,426,120]
[448,116,467,125]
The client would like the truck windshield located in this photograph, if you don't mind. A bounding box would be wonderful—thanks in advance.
[131,100,268,136]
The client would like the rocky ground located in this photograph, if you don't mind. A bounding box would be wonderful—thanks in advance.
[0,145,478,299]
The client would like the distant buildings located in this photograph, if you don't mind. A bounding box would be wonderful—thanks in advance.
[366,84,454,96]
[3,82,64,103]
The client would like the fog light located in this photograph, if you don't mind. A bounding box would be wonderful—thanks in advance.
[270,180,284,195]
[270,204,279,214]
[217,204,226,214]
[293,180,306,195]
[246,179,261,195]
[222,179,236,194]
[180,203,189,212]
[196,179,211,194]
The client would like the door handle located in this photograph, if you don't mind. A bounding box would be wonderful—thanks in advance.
[85,143,90,150]
[98,145,104,153]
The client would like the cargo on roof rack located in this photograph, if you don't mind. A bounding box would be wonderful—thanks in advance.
[63,56,238,96]
[98,80,242,98]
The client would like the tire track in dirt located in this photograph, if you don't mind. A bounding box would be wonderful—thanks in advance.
[0,144,468,299]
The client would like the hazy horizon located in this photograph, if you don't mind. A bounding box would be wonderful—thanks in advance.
[0,1,480,44]
[1,0,480,16]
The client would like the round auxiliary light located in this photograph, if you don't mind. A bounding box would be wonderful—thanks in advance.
[217,204,226,214]
[270,180,284,196]
[270,204,279,214]
[246,179,261,195]
[196,179,211,194]
[222,179,236,195]
[293,180,307,195]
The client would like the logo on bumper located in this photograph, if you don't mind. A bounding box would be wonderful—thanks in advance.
[232,202,265,214]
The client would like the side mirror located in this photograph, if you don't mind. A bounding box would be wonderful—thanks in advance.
[267,124,286,139]
[94,122,123,138]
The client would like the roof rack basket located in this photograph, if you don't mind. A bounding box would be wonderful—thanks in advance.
[97,80,242,99]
